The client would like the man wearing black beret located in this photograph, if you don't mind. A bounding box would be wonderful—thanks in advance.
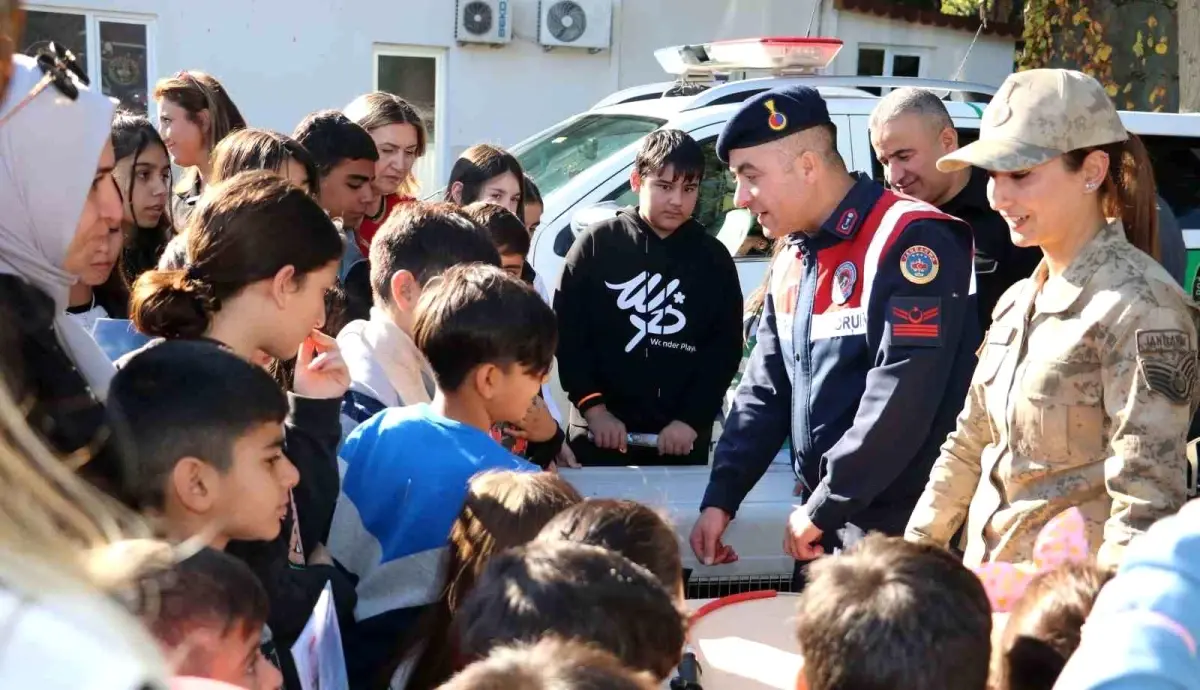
[689,85,981,585]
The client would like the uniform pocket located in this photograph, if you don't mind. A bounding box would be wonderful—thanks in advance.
[975,326,1015,384]
[1019,358,1104,466]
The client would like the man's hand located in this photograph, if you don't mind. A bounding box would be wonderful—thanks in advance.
[783,508,824,561]
[294,330,350,400]
[504,397,558,443]
[584,405,626,452]
[689,507,739,566]
[658,420,698,456]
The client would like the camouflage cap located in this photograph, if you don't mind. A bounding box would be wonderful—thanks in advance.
[937,69,1128,173]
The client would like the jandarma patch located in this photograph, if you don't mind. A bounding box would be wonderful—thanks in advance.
[764,99,788,131]
[831,261,857,306]
[900,245,940,284]
[1136,329,1197,403]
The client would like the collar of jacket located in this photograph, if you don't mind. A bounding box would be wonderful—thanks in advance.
[941,167,991,218]
[785,172,884,248]
[1033,219,1128,314]
[620,206,704,244]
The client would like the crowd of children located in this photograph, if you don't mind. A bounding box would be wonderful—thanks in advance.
[3,22,1200,690]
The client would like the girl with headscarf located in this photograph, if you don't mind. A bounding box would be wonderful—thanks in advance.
[0,51,125,489]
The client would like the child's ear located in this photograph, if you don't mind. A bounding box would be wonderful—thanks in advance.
[171,457,219,514]
[449,181,465,205]
[389,270,420,312]
[270,264,299,308]
[473,363,501,400]
[630,169,642,193]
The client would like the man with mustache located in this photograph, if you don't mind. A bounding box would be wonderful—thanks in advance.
[869,88,1042,333]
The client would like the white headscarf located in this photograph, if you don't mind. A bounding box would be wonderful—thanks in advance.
[0,55,117,398]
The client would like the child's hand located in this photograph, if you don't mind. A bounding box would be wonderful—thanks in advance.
[293,330,350,399]
[556,443,581,469]
[506,397,559,443]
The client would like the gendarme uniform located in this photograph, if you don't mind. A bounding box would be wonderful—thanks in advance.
[905,69,1200,569]
[700,86,981,563]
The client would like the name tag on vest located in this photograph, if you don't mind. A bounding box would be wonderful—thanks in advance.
[810,308,867,341]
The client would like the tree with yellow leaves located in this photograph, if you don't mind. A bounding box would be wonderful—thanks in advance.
[1020,0,1178,112]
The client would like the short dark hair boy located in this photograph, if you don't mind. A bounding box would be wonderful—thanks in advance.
[327,264,553,687]
[413,263,556,394]
[794,534,992,690]
[368,201,500,305]
[129,547,283,689]
[463,201,532,279]
[339,201,500,431]
[107,340,298,549]
[292,110,378,231]
[554,127,742,468]
[454,540,686,681]
[634,128,705,183]
[443,639,658,690]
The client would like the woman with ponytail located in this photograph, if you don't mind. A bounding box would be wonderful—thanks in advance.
[906,70,1200,570]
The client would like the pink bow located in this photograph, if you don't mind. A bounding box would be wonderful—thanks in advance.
[972,507,1090,612]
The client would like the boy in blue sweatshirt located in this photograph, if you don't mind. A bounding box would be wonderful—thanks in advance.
[327,263,555,688]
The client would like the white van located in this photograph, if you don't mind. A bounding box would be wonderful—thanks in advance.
[512,38,1200,595]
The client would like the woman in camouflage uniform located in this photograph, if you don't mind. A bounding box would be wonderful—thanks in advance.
[905,69,1200,569]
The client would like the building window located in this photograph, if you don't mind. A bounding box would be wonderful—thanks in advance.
[22,8,154,113]
[856,45,924,95]
[374,45,446,195]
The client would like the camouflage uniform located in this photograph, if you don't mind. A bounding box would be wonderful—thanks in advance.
[904,69,1200,568]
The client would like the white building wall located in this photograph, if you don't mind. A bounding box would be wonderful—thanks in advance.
[26,0,1014,191]
[821,7,1016,86]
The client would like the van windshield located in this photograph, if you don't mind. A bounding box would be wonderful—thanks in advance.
[514,114,665,199]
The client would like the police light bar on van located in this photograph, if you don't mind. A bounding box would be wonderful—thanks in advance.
[654,37,844,78]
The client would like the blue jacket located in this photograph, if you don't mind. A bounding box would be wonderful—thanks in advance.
[1054,499,1200,689]
[327,404,536,686]
[702,174,981,543]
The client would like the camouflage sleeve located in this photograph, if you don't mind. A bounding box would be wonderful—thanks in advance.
[904,379,990,547]
[1097,306,1197,568]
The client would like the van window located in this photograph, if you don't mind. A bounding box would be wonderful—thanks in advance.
[604,135,774,259]
[514,114,665,199]
[1143,135,1200,231]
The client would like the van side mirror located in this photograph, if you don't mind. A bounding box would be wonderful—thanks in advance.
[554,201,624,257]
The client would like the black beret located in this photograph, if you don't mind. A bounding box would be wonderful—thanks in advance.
[716,85,832,162]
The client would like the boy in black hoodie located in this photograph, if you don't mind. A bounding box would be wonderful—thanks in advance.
[555,129,743,466]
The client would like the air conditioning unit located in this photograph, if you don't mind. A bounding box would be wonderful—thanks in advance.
[455,0,512,45]
[538,0,612,52]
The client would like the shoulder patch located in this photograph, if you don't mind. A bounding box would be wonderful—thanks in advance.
[900,245,940,284]
[1136,329,1197,404]
[888,296,943,347]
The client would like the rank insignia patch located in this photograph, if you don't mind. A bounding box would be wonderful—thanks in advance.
[888,296,943,347]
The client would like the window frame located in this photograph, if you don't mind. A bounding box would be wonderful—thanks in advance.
[855,44,930,95]
[372,44,448,195]
[24,4,157,114]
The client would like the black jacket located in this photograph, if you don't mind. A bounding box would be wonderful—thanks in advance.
[554,208,743,437]
[940,168,1043,331]
[0,275,124,492]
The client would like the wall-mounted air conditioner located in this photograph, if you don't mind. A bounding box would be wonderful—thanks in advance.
[538,0,612,52]
[456,0,513,45]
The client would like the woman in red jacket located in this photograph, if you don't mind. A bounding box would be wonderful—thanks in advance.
[344,92,427,258]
